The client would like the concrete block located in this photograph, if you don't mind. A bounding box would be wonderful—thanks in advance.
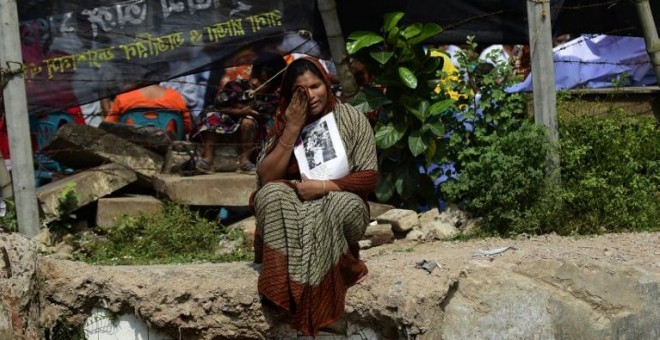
[162,142,240,174]
[368,201,395,220]
[36,163,138,223]
[96,196,165,229]
[42,124,164,180]
[98,121,172,155]
[376,209,419,233]
[153,173,257,206]
[363,224,395,247]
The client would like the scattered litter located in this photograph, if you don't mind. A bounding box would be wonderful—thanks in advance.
[472,246,519,257]
[415,259,439,273]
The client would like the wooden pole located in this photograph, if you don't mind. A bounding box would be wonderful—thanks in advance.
[635,0,660,84]
[527,0,560,179]
[0,0,41,237]
[317,0,359,100]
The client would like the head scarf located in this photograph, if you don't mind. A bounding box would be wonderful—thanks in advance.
[270,57,337,139]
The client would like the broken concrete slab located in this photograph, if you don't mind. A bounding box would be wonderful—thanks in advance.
[42,124,164,180]
[96,195,165,229]
[376,209,420,233]
[153,173,256,206]
[36,163,138,223]
[363,223,395,247]
[0,233,41,339]
[98,121,173,155]
[34,232,660,340]
[162,141,240,175]
[368,201,396,220]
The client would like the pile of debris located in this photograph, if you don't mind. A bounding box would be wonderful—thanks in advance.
[31,122,482,258]
[32,123,256,256]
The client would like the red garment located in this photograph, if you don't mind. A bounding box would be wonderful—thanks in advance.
[106,88,192,133]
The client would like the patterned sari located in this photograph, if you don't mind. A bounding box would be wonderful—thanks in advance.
[253,102,378,336]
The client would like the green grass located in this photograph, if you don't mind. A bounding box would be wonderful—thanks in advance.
[77,203,253,265]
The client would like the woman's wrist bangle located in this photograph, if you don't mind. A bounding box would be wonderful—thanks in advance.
[279,139,294,150]
[322,180,326,193]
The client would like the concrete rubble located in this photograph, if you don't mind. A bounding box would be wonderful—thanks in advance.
[1,232,658,339]
[96,195,164,229]
[30,123,480,251]
[36,163,138,223]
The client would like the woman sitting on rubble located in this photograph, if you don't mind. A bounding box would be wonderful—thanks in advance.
[252,57,378,336]
[193,52,286,174]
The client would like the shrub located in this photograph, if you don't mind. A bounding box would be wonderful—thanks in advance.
[442,112,659,236]
[440,121,556,236]
[558,113,659,233]
[347,14,526,209]
[79,204,253,265]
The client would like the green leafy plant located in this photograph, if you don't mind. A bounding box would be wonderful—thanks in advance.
[558,113,659,234]
[441,121,556,236]
[347,12,450,208]
[348,15,527,208]
[58,181,78,215]
[79,204,253,265]
[0,198,18,232]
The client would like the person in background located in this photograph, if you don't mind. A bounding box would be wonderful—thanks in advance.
[193,52,286,175]
[160,71,209,121]
[479,44,531,79]
[252,57,378,336]
[105,84,192,137]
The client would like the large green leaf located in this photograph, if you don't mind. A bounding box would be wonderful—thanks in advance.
[425,138,437,163]
[408,23,443,45]
[346,31,384,54]
[375,123,406,149]
[408,131,428,156]
[350,87,392,113]
[398,67,418,89]
[406,100,429,123]
[418,100,430,119]
[405,104,423,123]
[383,12,405,33]
[375,173,395,202]
[425,121,446,137]
[429,99,453,116]
[395,163,419,198]
[402,23,422,39]
[370,51,394,65]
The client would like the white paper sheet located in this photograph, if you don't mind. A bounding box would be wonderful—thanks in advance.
[294,112,349,180]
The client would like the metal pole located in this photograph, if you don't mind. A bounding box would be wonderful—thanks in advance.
[635,0,660,84]
[0,0,41,237]
[527,0,560,179]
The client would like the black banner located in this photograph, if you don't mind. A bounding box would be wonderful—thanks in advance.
[18,0,318,113]
[334,0,659,44]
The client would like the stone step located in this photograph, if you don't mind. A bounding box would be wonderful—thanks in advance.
[96,195,165,229]
[36,163,138,223]
[153,173,257,206]
[43,124,164,181]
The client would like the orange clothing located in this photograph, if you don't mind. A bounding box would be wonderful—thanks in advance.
[106,88,192,133]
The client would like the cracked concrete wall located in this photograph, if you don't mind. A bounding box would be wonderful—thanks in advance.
[1,232,659,339]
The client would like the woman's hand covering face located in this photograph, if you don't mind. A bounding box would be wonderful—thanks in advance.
[284,85,309,129]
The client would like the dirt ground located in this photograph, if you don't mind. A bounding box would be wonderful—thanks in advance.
[360,231,660,275]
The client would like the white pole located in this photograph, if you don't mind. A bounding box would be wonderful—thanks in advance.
[635,0,660,81]
[0,0,41,237]
[527,0,560,179]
